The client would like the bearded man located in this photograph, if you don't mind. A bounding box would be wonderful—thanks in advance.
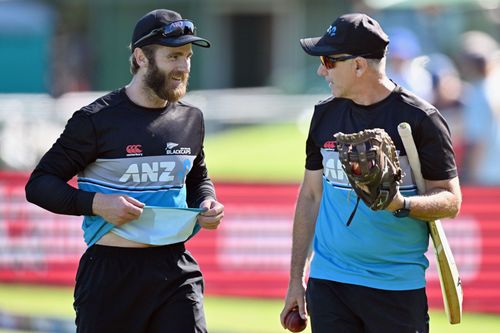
[25,9,224,333]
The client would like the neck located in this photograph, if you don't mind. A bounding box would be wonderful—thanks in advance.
[350,75,396,106]
[125,76,168,108]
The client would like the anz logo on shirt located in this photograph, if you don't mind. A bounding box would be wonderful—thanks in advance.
[118,158,192,184]
[322,149,349,184]
[119,162,176,183]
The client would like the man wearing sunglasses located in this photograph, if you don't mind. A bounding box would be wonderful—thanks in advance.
[26,9,223,333]
[281,13,461,333]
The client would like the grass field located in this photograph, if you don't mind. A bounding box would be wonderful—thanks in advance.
[1,283,500,333]
[204,122,308,183]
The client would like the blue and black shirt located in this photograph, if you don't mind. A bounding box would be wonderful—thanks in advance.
[305,85,457,290]
[26,88,215,246]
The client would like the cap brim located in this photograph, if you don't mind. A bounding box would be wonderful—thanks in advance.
[300,36,342,56]
[157,35,211,48]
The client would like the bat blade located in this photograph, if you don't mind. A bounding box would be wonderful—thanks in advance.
[397,122,463,324]
[429,221,463,324]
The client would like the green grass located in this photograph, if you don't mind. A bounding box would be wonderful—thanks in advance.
[0,284,75,318]
[1,284,500,333]
[204,122,307,183]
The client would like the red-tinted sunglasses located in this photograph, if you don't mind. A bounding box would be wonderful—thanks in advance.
[320,54,370,69]
[134,20,196,47]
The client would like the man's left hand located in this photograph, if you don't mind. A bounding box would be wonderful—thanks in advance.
[197,199,224,230]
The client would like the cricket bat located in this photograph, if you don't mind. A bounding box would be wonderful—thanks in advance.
[397,122,463,324]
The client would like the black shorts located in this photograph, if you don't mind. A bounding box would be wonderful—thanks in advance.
[73,243,206,333]
[306,278,429,333]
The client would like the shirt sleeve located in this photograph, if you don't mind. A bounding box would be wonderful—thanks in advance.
[305,110,324,171]
[185,119,216,207]
[414,109,458,181]
[25,110,98,215]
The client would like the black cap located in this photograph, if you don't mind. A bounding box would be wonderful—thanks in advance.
[131,9,211,50]
[300,13,389,58]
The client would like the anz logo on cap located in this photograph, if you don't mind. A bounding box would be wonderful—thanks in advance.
[327,25,337,37]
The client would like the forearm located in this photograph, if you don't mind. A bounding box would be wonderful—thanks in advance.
[186,149,216,207]
[186,176,216,207]
[390,177,462,221]
[407,189,461,221]
[289,188,321,284]
[25,172,95,216]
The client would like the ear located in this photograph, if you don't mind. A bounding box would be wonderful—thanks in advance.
[133,48,148,67]
[353,57,368,77]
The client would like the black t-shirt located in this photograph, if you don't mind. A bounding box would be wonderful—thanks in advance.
[306,85,457,181]
[26,88,215,216]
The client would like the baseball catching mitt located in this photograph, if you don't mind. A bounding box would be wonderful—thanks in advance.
[334,128,402,223]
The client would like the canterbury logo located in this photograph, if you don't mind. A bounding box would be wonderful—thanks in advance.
[323,141,336,150]
[126,145,143,155]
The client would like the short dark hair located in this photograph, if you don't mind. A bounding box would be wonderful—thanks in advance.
[129,44,158,75]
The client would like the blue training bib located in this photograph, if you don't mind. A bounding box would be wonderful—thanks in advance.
[110,206,205,245]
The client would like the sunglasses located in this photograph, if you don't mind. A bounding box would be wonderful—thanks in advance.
[134,20,196,46]
[320,54,370,69]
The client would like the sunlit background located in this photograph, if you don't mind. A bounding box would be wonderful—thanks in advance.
[1,0,500,332]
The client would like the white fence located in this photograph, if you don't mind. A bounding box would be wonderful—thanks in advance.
[0,89,327,170]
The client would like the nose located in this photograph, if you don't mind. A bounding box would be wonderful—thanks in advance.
[317,63,327,77]
[180,58,191,73]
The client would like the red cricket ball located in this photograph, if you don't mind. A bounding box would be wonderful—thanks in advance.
[351,162,361,175]
[284,308,307,332]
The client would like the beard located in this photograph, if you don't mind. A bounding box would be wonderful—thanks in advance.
[143,59,189,102]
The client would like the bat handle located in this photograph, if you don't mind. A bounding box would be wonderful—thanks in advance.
[397,122,425,194]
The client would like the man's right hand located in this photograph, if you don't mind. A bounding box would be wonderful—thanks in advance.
[280,281,308,329]
[92,193,145,226]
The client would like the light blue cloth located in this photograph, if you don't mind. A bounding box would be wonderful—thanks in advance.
[110,206,204,245]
